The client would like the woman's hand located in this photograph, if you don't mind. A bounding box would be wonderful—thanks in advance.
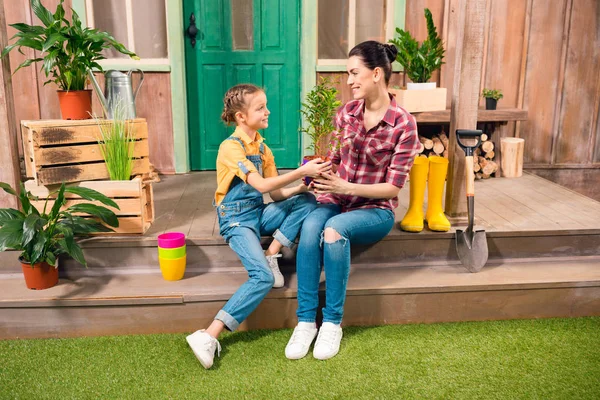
[300,158,332,178]
[312,172,353,195]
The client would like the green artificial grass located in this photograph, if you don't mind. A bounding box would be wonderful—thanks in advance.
[1,318,599,399]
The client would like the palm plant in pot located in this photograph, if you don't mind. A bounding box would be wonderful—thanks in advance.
[300,77,341,184]
[0,181,119,290]
[1,0,138,120]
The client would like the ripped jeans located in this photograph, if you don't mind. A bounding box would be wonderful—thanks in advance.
[296,204,395,324]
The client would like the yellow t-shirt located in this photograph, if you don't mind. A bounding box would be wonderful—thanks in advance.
[214,128,278,205]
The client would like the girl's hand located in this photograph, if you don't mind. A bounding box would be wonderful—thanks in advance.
[313,172,353,195]
[300,158,332,178]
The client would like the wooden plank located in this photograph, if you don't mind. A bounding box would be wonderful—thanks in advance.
[26,119,148,146]
[26,177,142,198]
[35,139,150,166]
[36,157,150,185]
[555,0,600,164]
[518,0,568,164]
[0,0,21,209]
[445,0,486,216]
[414,108,528,123]
[30,198,143,216]
[515,0,533,138]
[527,169,600,203]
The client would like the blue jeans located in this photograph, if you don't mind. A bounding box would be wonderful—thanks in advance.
[216,192,316,331]
[296,205,395,324]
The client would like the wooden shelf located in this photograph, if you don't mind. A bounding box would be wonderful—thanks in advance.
[413,108,528,123]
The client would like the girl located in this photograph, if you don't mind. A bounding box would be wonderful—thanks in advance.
[187,84,330,369]
[285,41,420,360]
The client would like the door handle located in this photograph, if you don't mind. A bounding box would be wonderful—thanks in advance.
[186,12,199,48]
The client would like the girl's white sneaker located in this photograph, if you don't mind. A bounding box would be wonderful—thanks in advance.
[186,330,221,369]
[285,322,318,359]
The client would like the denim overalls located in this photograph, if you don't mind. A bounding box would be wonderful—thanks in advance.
[214,136,317,331]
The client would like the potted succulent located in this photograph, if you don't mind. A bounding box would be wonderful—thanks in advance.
[388,8,446,112]
[0,181,119,290]
[1,0,138,120]
[482,88,503,110]
[300,77,341,184]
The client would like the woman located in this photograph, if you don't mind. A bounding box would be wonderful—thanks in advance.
[285,41,420,360]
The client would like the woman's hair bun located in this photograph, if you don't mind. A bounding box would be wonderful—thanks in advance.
[384,43,398,63]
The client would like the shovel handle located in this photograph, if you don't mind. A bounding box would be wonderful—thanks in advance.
[465,155,475,196]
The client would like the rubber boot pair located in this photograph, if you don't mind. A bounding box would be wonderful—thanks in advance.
[400,156,451,232]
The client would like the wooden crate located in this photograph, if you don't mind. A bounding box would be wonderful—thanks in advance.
[21,119,150,185]
[25,177,155,235]
[389,88,447,113]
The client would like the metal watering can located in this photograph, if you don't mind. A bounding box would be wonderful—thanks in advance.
[88,69,145,119]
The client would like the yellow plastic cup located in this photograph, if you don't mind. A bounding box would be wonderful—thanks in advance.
[159,255,186,281]
[158,245,186,260]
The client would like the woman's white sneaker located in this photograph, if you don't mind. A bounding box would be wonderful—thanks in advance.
[285,322,318,359]
[313,322,343,360]
[186,329,221,369]
[266,253,284,288]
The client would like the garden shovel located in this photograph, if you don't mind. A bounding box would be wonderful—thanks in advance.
[455,129,488,273]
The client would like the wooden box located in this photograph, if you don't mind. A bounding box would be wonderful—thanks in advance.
[389,88,447,113]
[21,119,150,186]
[26,177,155,235]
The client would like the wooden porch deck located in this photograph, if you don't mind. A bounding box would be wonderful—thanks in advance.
[1,172,599,339]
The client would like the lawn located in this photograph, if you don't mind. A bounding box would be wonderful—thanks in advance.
[1,317,599,399]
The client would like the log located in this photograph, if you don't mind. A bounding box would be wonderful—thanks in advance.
[500,137,525,178]
[442,149,448,158]
[432,136,445,155]
[473,158,481,172]
[419,135,434,149]
[417,141,425,153]
[482,160,498,175]
[485,150,495,159]
[481,173,491,179]
[475,172,483,180]
[481,140,494,153]
[438,132,449,149]
[481,133,488,141]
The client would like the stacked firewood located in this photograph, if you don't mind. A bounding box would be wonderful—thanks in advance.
[416,131,498,179]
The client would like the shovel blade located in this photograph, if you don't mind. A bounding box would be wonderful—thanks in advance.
[456,229,489,273]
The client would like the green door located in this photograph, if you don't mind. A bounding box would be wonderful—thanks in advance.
[184,0,301,170]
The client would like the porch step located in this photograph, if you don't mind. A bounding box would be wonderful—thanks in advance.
[1,256,599,339]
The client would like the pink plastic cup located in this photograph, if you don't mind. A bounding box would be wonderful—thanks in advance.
[158,232,186,249]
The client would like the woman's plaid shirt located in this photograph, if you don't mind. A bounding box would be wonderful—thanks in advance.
[317,95,419,211]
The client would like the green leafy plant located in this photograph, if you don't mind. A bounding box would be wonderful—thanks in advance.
[94,101,135,181]
[300,77,342,157]
[0,181,120,267]
[481,88,504,100]
[389,8,445,84]
[1,0,138,91]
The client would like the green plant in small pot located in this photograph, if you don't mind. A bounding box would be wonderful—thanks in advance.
[389,8,445,89]
[1,0,138,120]
[300,76,341,185]
[482,88,503,110]
[0,181,120,290]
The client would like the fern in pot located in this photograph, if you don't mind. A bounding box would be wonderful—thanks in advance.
[0,181,119,290]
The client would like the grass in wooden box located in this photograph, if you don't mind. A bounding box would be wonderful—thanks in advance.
[25,177,154,235]
[22,119,150,185]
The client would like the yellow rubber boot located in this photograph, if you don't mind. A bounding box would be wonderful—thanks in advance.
[400,157,429,232]
[425,156,451,232]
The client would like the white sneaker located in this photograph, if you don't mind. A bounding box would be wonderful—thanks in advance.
[186,329,221,369]
[285,322,318,360]
[266,253,284,288]
[313,322,343,360]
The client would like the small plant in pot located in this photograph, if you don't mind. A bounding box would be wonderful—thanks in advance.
[0,181,120,290]
[482,88,503,110]
[300,76,341,185]
[1,0,138,120]
[389,8,445,90]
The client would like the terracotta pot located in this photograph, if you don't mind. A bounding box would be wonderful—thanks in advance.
[57,89,93,120]
[20,258,59,290]
[302,155,330,186]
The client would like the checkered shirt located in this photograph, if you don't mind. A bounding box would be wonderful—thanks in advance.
[317,95,419,211]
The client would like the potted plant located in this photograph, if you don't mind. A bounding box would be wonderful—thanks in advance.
[482,88,503,110]
[1,0,138,120]
[300,77,341,184]
[388,8,447,112]
[0,181,119,290]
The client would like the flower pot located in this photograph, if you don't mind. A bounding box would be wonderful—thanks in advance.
[57,89,93,120]
[301,155,329,186]
[485,98,498,110]
[158,232,186,249]
[406,82,437,90]
[158,245,187,260]
[20,258,58,290]
[159,255,186,281]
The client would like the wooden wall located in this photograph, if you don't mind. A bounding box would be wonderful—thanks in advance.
[3,0,175,175]
[323,0,599,199]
